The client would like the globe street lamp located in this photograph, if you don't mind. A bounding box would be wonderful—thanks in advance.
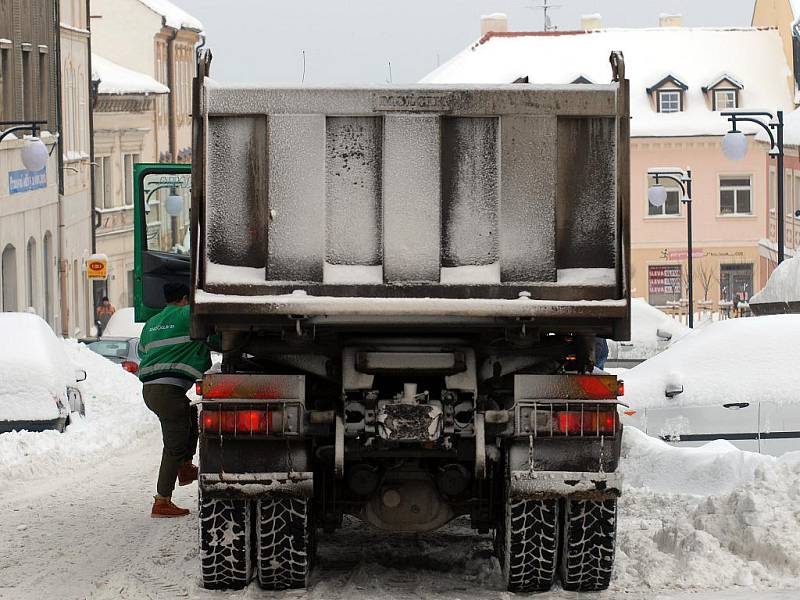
[721,110,785,263]
[647,168,695,328]
[0,120,49,172]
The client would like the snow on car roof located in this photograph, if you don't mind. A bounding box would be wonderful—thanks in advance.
[0,313,74,421]
[102,307,145,339]
[621,314,800,409]
[750,253,800,304]
[422,27,792,137]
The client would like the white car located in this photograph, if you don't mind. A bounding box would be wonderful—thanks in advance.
[0,313,87,433]
[620,314,800,456]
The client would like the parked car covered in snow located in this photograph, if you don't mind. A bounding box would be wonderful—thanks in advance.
[620,314,800,455]
[606,297,689,365]
[0,313,87,433]
[100,307,144,339]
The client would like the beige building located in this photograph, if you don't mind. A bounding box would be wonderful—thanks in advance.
[1,0,59,324]
[59,0,94,336]
[90,0,202,164]
[92,54,167,308]
[424,14,794,312]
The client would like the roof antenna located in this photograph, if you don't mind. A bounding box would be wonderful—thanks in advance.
[387,60,393,84]
[529,0,563,32]
[301,50,306,84]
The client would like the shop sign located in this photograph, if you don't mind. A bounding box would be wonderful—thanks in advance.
[86,254,108,281]
[9,168,47,194]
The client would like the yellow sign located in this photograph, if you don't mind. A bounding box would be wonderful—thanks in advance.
[86,254,108,280]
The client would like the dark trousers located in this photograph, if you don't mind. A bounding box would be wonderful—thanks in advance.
[143,384,198,497]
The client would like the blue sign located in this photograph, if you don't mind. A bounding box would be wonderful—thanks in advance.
[9,168,47,195]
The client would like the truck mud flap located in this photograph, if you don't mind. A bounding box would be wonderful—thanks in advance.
[200,472,313,498]
[509,470,622,501]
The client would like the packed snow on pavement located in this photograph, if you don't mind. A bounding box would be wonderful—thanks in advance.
[0,337,798,599]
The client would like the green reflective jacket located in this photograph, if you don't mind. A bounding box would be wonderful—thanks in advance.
[138,304,211,382]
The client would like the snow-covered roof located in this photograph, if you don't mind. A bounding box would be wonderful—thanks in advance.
[422,28,793,138]
[755,105,800,147]
[645,73,688,94]
[702,73,744,92]
[92,54,169,95]
[137,0,203,32]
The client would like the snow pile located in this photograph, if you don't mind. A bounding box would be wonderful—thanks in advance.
[608,297,689,360]
[621,315,800,409]
[137,0,203,31]
[422,28,792,138]
[614,427,800,591]
[750,253,800,304]
[92,53,169,96]
[0,340,155,480]
[0,313,74,421]
[102,307,145,338]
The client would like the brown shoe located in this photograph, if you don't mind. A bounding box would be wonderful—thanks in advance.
[151,495,190,518]
[178,462,199,486]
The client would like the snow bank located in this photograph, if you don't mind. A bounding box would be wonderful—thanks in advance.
[750,254,800,304]
[0,340,155,480]
[608,297,689,360]
[0,313,74,421]
[621,315,800,409]
[614,427,800,591]
[102,307,144,338]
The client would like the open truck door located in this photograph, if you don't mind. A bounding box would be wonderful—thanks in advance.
[134,163,192,322]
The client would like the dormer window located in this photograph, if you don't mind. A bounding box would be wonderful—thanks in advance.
[571,75,593,84]
[703,74,743,111]
[647,74,689,113]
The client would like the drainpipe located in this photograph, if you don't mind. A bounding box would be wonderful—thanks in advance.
[54,0,69,336]
[166,28,178,162]
[86,0,96,255]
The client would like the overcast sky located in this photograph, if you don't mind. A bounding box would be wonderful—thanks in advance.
[170,0,755,84]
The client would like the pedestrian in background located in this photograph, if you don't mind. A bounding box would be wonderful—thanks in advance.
[139,282,212,518]
[95,296,115,337]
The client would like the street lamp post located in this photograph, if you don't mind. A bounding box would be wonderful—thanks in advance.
[0,120,50,172]
[721,110,785,263]
[648,168,695,328]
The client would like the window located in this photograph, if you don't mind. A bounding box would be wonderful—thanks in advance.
[1,244,18,312]
[22,48,33,120]
[648,264,682,306]
[0,48,11,120]
[26,238,37,311]
[720,263,753,302]
[658,90,681,113]
[769,168,777,214]
[95,156,114,209]
[647,176,681,216]
[786,171,794,218]
[714,89,737,110]
[719,176,752,215]
[123,153,140,206]
[43,232,53,326]
[795,173,800,221]
[38,50,49,120]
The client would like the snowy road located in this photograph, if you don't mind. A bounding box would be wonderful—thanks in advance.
[1,429,798,600]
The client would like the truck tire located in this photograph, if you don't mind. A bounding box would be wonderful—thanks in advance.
[199,497,252,590]
[559,498,617,592]
[255,497,313,590]
[497,496,560,592]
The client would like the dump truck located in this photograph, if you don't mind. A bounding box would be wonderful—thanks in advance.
[134,49,631,593]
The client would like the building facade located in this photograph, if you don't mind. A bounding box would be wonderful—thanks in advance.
[59,0,94,336]
[424,14,793,312]
[92,54,167,308]
[0,0,63,329]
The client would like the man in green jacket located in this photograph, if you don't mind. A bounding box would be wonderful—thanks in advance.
[140,282,211,518]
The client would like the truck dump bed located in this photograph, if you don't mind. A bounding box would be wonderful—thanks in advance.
[191,73,630,338]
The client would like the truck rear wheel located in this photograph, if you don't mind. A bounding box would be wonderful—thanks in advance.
[559,498,617,592]
[497,496,560,592]
[255,497,313,590]
[199,497,253,590]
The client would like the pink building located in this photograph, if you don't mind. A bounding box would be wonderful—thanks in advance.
[424,14,794,308]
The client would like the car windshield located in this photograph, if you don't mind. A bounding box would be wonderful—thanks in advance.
[87,340,130,358]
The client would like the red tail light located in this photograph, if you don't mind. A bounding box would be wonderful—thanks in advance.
[195,382,203,396]
[202,409,274,434]
[556,410,618,435]
[121,361,139,374]
[617,380,625,397]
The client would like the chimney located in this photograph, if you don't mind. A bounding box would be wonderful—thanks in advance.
[481,13,508,36]
[659,13,683,28]
[581,14,603,31]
